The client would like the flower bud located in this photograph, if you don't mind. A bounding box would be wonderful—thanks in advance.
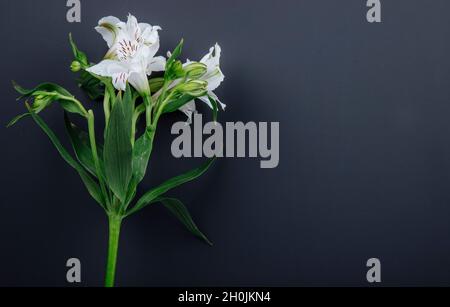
[70,61,82,72]
[175,80,208,97]
[166,60,185,80]
[32,91,57,113]
[184,62,207,79]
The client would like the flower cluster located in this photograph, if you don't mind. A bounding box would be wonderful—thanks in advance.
[9,14,225,287]
[87,14,225,121]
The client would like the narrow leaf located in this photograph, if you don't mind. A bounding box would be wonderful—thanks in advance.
[7,113,30,128]
[132,128,154,184]
[26,106,105,207]
[69,33,89,66]
[103,89,133,202]
[160,197,213,246]
[78,71,104,101]
[64,112,104,178]
[163,95,194,114]
[166,39,184,69]
[13,81,72,99]
[127,158,215,215]
[13,82,87,117]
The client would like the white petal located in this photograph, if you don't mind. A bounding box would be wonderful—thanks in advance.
[140,23,161,45]
[195,92,226,111]
[208,91,226,110]
[128,71,150,95]
[96,16,121,48]
[202,67,225,91]
[86,60,122,77]
[198,96,213,109]
[198,44,224,91]
[200,43,221,69]
[112,72,129,91]
[87,60,130,91]
[146,39,160,59]
[126,14,140,37]
[147,56,166,75]
[179,101,196,123]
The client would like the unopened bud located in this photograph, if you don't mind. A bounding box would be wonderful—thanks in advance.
[184,62,207,79]
[70,61,82,72]
[176,80,208,97]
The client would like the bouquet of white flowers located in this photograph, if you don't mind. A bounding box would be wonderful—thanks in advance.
[8,14,225,287]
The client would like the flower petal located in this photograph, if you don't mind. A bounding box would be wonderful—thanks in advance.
[147,56,166,75]
[208,91,226,110]
[179,101,196,123]
[199,44,224,91]
[126,14,140,38]
[140,23,161,46]
[112,72,129,91]
[198,96,213,109]
[128,70,150,95]
[191,92,226,111]
[87,60,130,91]
[200,43,221,69]
[95,16,121,48]
[203,67,225,91]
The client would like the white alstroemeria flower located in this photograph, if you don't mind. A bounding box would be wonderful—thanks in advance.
[87,14,165,94]
[179,44,225,121]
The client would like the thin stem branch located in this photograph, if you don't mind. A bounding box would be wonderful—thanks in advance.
[87,110,110,209]
[103,90,110,126]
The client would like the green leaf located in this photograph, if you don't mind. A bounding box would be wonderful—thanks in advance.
[132,128,155,184]
[69,33,88,66]
[165,40,186,81]
[127,158,215,216]
[13,81,71,98]
[166,39,184,69]
[162,95,194,114]
[159,197,212,246]
[64,112,104,178]
[124,178,138,210]
[78,70,104,101]
[13,81,87,117]
[26,106,105,208]
[68,34,105,100]
[7,113,30,128]
[103,87,134,202]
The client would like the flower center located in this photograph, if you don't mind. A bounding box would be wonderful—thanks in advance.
[117,39,139,61]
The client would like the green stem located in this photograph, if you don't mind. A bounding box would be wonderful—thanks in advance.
[151,92,174,131]
[144,94,153,128]
[105,214,122,287]
[103,90,111,126]
[87,110,110,208]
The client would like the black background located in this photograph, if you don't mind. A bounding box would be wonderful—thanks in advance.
[1,0,450,286]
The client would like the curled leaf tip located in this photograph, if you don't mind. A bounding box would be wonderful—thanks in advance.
[24,101,32,111]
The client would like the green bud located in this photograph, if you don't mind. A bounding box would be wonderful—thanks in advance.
[32,91,57,113]
[70,61,82,72]
[166,60,185,80]
[175,80,208,97]
[184,62,207,79]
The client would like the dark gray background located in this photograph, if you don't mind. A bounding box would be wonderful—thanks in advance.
[1,0,450,286]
